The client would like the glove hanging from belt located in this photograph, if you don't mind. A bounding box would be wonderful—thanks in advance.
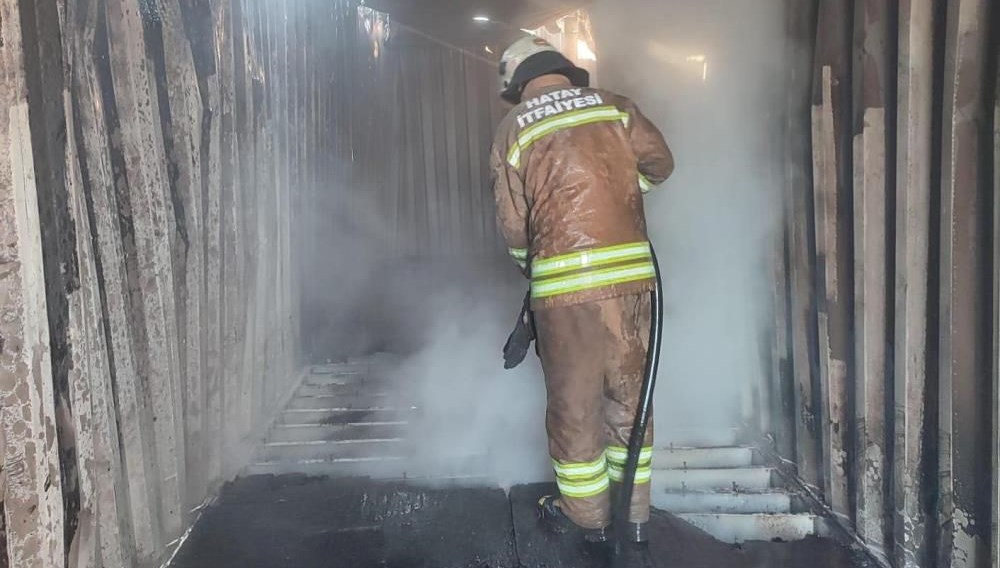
[503,290,536,369]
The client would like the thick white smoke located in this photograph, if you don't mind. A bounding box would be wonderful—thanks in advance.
[304,0,789,485]
[591,0,788,430]
[387,278,553,486]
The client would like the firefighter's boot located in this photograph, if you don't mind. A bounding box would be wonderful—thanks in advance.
[537,495,610,544]
[623,521,649,544]
[614,541,655,568]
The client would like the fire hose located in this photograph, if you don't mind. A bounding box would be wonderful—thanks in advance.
[613,245,663,554]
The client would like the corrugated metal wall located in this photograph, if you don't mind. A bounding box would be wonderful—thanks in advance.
[771,1,999,566]
[0,0,507,564]
[299,7,510,360]
[0,0,316,565]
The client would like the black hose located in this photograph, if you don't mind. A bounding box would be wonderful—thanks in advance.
[612,245,664,552]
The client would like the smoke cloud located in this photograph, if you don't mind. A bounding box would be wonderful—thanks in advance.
[387,278,552,486]
[591,0,788,430]
[301,172,551,485]
[301,0,790,486]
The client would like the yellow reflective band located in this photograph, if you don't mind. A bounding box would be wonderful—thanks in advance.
[552,453,607,478]
[509,248,529,270]
[606,446,654,464]
[531,262,655,299]
[608,457,653,470]
[533,242,651,278]
[638,172,654,193]
[557,474,611,498]
[508,106,630,168]
[608,467,652,484]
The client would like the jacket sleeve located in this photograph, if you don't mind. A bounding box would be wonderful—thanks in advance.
[491,138,531,277]
[624,99,674,194]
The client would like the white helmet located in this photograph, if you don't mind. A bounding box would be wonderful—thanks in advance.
[499,36,590,104]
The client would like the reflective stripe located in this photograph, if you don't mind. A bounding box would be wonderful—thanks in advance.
[508,106,630,167]
[608,466,652,484]
[638,172,654,193]
[553,454,610,498]
[531,262,655,299]
[606,446,654,464]
[509,248,528,270]
[533,242,651,278]
[557,474,611,498]
[552,453,607,478]
[606,445,653,485]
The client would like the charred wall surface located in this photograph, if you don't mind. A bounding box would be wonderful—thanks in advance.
[0,0,319,565]
[771,1,1000,566]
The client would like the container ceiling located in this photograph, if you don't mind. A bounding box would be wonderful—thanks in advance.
[363,0,588,58]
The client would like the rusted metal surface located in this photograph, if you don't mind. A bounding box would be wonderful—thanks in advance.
[851,0,893,555]
[937,0,993,566]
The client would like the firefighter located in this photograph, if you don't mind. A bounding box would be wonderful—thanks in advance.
[491,36,674,545]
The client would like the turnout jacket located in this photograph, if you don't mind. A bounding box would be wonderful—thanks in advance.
[491,84,674,310]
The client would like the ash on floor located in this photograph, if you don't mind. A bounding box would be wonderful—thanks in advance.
[169,476,876,568]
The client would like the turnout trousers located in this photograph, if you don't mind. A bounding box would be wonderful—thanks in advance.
[534,292,654,530]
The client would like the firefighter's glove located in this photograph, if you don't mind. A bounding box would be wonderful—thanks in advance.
[503,292,535,369]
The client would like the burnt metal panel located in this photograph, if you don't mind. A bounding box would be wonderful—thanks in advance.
[786,0,823,489]
[0,1,67,565]
[937,0,994,566]
[993,65,1000,568]
[106,0,188,539]
[770,225,795,460]
[3,0,314,563]
[853,101,891,556]
[851,0,894,555]
[893,1,937,566]
[812,0,855,518]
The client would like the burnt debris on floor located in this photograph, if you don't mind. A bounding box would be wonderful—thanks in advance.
[170,477,875,568]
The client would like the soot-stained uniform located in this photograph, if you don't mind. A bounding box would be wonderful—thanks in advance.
[491,84,674,529]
